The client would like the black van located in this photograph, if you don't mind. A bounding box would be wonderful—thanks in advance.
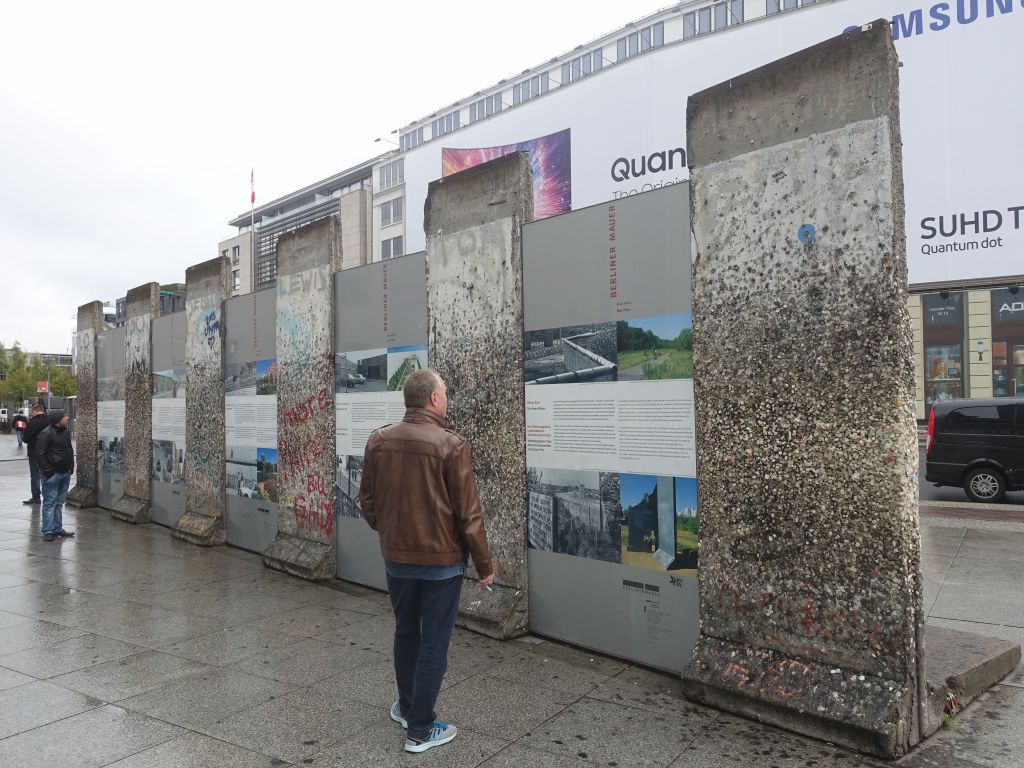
[925,398,1024,502]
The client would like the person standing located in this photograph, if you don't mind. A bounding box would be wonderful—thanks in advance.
[22,405,48,505]
[34,411,76,541]
[360,369,494,754]
[11,411,28,448]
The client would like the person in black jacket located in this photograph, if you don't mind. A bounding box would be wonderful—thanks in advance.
[35,411,75,541]
[12,412,28,447]
[22,405,48,505]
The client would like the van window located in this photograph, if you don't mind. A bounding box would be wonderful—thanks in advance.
[944,405,1015,435]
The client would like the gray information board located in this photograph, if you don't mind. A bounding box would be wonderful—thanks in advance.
[334,252,428,590]
[150,311,187,527]
[522,184,699,673]
[96,326,126,510]
[223,288,278,553]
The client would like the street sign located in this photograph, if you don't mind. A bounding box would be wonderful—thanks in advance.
[36,381,48,394]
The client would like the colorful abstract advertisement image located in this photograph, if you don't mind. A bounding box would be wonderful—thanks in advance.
[442,129,571,220]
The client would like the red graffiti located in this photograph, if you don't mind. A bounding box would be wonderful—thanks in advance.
[281,387,331,427]
[294,484,334,538]
[278,433,326,484]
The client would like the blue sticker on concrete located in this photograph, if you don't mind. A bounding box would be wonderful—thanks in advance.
[798,224,816,244]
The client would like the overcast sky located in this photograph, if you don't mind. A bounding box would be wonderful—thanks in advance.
[0,0,651,355]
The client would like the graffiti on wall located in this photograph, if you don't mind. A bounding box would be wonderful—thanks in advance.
[185,293,225,516]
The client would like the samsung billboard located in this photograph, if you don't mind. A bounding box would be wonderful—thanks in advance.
[397,0,1022,285]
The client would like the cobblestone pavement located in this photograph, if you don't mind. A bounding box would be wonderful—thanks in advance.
[0,439,1021,767]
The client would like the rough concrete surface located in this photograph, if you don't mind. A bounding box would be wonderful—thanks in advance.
[424,153,534,639]
[67,302,104,508]
[262,217,340,581]
[682,24,925,759]
[111,283,159,525]
[175,257,231,546]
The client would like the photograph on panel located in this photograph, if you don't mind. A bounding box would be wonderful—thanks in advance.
[387,344,428,391]
[527,467,621,563]
[335,348,387,393]
[224,361,257,396]
[620,473,698,572]
[152,368,185,398]
[97,436,124,474]
[151,439,184,485]
[97,376,126,401]
[255,359,278,395]
[226,445,258,498]
[335,455,365,520]
[524,323,618,385]
[616,313,693,381]
[256,447,279,503]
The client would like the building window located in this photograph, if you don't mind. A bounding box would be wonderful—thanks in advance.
[431,110,461,139]
[698,7,712,33]
[378,158,404,191]
[469,94,503,122]
[221,249,229,259]
[400,127,424,151]
[768,0,805,13]
[616,22,664,61]
[231,245,240,265]
[232,270,241,291]
[381,235,404,260]
[379,197,403,227]
[512,72,549,105]
[560,48,603,85]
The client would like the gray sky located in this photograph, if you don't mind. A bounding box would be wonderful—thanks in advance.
[0,1,650,354]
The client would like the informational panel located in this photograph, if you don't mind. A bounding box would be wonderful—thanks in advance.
[96,326,126,510]
[524,184,698,673]
[150,311,186,527]
[223,288,278,552]
[334,252,428,589]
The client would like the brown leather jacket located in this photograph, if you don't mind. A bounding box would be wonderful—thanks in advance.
[359,408,493,578]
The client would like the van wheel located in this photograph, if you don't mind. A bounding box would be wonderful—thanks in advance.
[963,468,1006,503]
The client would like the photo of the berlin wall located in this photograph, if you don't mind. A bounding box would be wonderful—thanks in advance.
[224,361,257,396]
[387,345,428,391]
[97,436,124,474]
[151,439,184,484]
[97,376,126,401]
[255,359,277,395]
[524,323,618,384]
[616,313,693,381]
[336,348,387,393]
[527,467,621,563]
[620,473,698,572]
[152,369,185,398]
[256,448,279,503]
[226,446,258,498]
[335,455,365,519]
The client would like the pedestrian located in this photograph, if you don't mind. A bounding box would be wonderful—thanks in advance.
[11,411,28,447]
[34,410,75,541]
[22,404,48,505]
[360,369,494,754]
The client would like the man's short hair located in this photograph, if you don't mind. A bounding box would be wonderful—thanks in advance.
[30,405,44,414]
[403,369,440,408]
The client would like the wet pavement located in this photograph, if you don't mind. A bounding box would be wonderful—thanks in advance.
[0,438,1022,767]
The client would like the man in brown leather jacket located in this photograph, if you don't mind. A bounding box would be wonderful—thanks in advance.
[360,368,494,754]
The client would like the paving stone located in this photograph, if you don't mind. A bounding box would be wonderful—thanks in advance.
[926,618,1024,688]
[485,649,622,704]
[0,664,38,691]
[586,665,716,722]
[0,632,146,678]
[0,617,89,653]
[118,667,293,729]
[0,572,31,587]
[434,672,568,741]
[230,637,383,686]
[102,731,283,768]
[250,604,384,639]
[200,687,382,763]
[477,743,590,767]
[308,722,508,767]
[0,679,104,738]
[0,704,183,768]
[160,622,305,666]
[72,601,238,647]
[144,587,301,623]
[0,608,35,628]
[0,580,73,610]
[930,582,1024,625]
[518,695,702,768]
[49,648,215,701]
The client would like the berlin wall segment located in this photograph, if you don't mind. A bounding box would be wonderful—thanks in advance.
[261,217,339,581]
[680,24,929,759]
[111,282,160,524]
[424,152,534,639]
[67,301,104,508]
[175,256,231,545]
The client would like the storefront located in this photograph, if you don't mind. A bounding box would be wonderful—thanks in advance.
[991,287,1024,398]
[920,291,965,414]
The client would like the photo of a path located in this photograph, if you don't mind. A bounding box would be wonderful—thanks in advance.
[616,313,693,381]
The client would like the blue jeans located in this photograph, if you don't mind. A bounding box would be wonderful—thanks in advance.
[387,573,463,739]
[28,457,41,500]
[41,472,71,535]
[16,430,23,446]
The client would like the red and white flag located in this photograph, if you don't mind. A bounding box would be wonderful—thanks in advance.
[250,168,255,206]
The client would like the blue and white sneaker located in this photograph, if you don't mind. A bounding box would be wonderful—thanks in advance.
[404,720,457,753]
[390,699,407,728]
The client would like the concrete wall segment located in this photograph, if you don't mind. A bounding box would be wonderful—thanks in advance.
[68,301,104,507]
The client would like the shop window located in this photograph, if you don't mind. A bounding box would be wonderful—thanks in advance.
[922,291,965,414]
[991,286,1024,397]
